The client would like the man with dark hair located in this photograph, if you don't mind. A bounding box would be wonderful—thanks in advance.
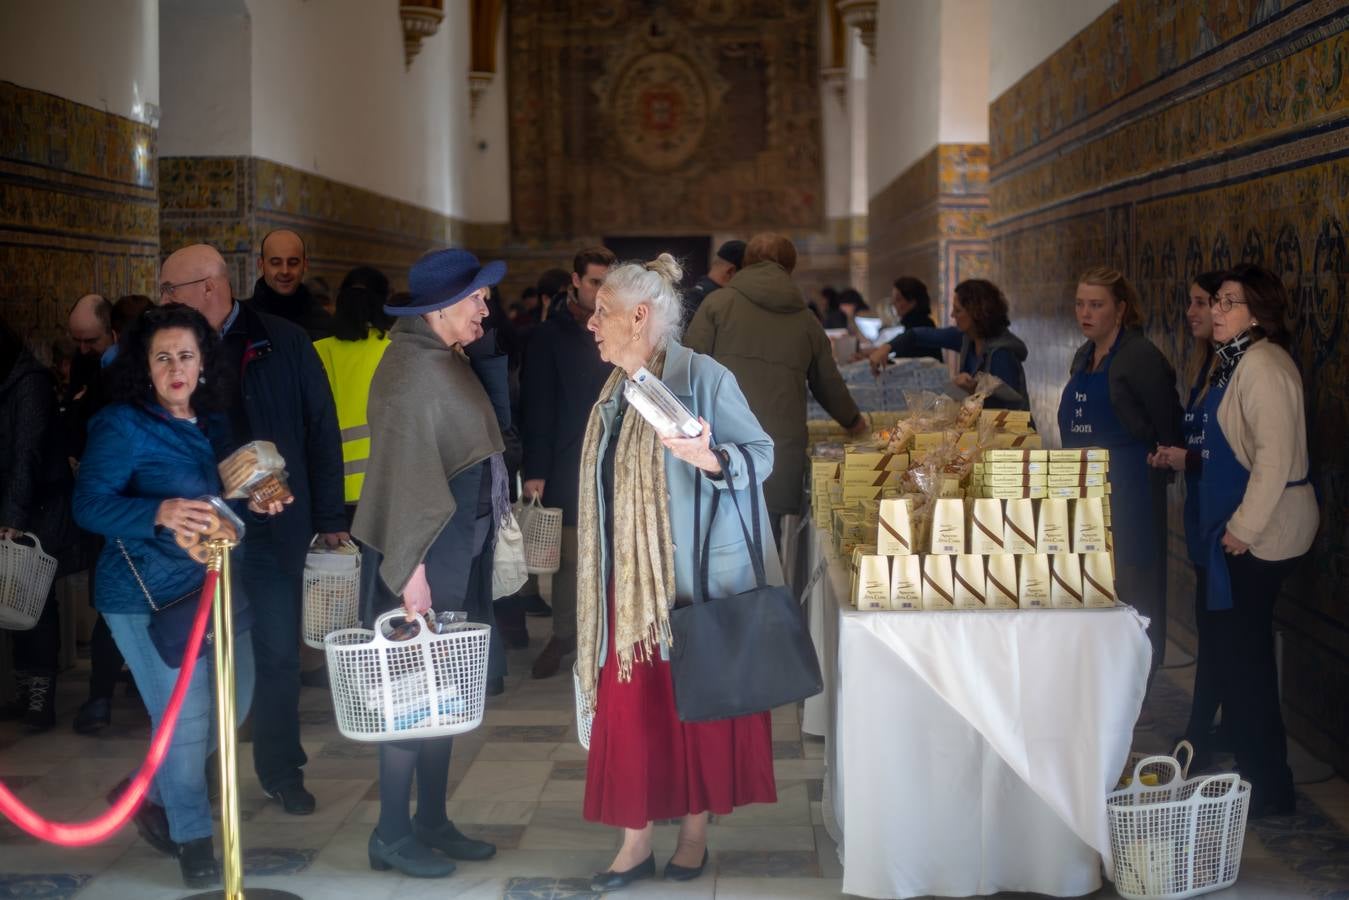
[161,242,346,815]
[519,246,616,678]
[63,294,130,734]
[247,229,335,340]
[687,239,745,316]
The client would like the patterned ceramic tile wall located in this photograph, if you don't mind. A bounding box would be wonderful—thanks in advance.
[868,144,990,317]
[989,0,1349,773]
[0,82,159,352]
[159,157,464,297]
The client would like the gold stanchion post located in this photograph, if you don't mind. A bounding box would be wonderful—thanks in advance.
[184,538,300,900]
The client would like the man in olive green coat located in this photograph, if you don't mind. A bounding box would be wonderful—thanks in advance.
[684,233,867,543]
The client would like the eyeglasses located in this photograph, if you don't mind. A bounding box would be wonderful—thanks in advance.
[159,276,210,299]
[1213,292,1248,312]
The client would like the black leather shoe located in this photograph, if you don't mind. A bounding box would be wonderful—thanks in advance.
[265,781,316,815]
[414,821,497,860]
[106,778,178,857]
[178,837,220,888]
[664,848,709,882]
[591,854,655,892]
[368,829,456,878]
[74,697,112,734]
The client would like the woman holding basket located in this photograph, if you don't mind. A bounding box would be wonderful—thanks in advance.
[351,249,508,878]
[578,254,780,891]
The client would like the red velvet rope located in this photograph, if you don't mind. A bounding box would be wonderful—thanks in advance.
[0,569,219,846]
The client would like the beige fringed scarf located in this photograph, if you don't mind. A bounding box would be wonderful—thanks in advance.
[575,354,677,715]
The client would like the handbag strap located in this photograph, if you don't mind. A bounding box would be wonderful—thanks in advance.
[115,538,162,612]
[693,449,768,603]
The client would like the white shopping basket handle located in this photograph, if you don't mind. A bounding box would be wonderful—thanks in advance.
[1128,754,1185,788]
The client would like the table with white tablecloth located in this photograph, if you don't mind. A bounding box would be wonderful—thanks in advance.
[795,526,1152,899]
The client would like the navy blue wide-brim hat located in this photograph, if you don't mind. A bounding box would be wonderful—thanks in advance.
[386,248,507,316]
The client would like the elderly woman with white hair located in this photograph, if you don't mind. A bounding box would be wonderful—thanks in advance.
[578,254,780,891]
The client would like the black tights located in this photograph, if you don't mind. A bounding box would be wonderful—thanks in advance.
[376,736,454,841]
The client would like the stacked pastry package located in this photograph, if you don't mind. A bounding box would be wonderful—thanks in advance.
[806,375,1120,612]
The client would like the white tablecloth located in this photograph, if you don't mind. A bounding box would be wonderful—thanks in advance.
[801,528,1152,899]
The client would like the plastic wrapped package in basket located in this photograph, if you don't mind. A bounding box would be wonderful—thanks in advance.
[1107,755,1250,900]
[517,495,562,575]
[0,532,58,630]
[302,538,362,649]
[325,611,491,741]
[573,663,593,750]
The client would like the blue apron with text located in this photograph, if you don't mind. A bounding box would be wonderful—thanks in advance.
[1057,337,1163,611]
[1192,381,1309,611]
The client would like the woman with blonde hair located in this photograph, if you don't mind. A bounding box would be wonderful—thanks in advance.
[1058,267,1183,685]
[579,254,779,891]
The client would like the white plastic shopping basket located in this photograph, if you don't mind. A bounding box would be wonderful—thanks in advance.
[0,532,57,630]
[516,494,562,575]
[325,610,490,742]
[302,538,361,649]
[573,663,592,751]
[1107,755,1250,900]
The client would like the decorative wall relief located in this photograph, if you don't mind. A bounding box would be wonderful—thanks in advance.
[989,0,1349,775]
[507,0,823,239]
[0,82,159,353]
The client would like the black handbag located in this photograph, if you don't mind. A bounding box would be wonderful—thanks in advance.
[117,539,220,667]
[668,451,823,722]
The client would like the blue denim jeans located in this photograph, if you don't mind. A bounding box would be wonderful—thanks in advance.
[105,613,255,843]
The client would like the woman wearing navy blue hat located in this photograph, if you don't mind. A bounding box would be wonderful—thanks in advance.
[352,248,509,877]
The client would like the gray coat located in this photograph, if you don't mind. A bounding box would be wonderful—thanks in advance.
[589,341,782,666]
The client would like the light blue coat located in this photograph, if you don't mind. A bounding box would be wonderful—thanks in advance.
[590,341,782,666]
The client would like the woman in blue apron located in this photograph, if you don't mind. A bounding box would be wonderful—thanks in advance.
[1149,272,1224,765]
[1149,264,1318,817]
[1057,268,1183,686]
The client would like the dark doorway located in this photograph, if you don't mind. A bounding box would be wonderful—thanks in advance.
[604,235,710,295]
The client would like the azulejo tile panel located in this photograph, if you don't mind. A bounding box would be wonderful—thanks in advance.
[0,83,158,354]
[869,145,990,316]
[990,1,1349,776]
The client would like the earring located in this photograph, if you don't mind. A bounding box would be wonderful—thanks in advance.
[198,375,206,385]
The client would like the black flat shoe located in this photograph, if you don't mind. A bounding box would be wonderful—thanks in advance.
[591,853,655,892]
[368,830,457,878]
[265,781,316,815]
[106,778,177,857]
[414,821,497,860]
[178,837,220,888]
[664,848,709,882]
[73,697,112,734]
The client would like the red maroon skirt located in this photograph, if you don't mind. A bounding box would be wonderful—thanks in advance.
[583,586,777,829]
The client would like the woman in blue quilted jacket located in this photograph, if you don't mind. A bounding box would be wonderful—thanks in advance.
[73,304,287,889]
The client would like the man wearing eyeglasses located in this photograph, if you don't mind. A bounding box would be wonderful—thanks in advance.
[159,243,346,816]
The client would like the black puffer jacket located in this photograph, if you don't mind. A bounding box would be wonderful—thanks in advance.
[0,347,76,559]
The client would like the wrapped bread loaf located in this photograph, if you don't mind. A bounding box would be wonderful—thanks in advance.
[218,441,293,505]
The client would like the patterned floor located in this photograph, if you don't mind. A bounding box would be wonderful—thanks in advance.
[1,626,1346,899]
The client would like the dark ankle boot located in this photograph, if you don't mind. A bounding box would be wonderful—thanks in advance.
[178,837,220,888]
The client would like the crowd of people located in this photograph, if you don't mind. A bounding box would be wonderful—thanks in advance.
[0,225,1319,887]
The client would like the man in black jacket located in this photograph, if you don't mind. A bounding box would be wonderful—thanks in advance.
[246,230,334,340]
[685,239,744,319]
[161,243,347,814]
[519,246,616,678]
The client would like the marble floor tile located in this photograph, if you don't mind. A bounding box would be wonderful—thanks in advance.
[713,876,847,898]
[444,799,540,825]
[518,822,618,851]
[249,777,371,824]
[0,872,91,899]
[539,777,587,803]
[549,742,590,762]
[478,740,561,761]
[392,873,507,899]
[719,783,811,827]
[455,761,553,803]
[715,849,821,878]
